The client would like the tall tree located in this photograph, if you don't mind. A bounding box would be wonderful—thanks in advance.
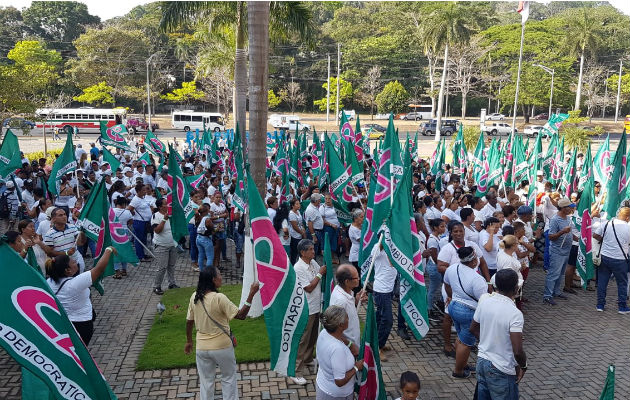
[360,65,382,119]
[248,1,270,197]
[565,8,601,112]
[279,82,306,113]
[422,3,478,140]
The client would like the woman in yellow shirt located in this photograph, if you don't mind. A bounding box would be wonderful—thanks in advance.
[185,268,259,400]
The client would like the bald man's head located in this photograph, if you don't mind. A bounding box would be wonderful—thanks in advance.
[336,264,359,291]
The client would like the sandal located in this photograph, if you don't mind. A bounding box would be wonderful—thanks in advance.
[443,349,456,358]
[113,271,122,279]
[452,370,471,379]
[121,270,127,277]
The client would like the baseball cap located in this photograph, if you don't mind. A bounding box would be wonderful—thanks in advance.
[5,181,14,189]
[122,167,132,174]
[517,205,533,215]
[557,198,575,208]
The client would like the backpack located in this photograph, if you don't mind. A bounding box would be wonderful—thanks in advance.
[0,192,10,219]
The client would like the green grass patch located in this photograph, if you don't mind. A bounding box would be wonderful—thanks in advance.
[136,285,270,371]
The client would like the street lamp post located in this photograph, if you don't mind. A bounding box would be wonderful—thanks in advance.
[146,53,158,129]
[533,63,554,119]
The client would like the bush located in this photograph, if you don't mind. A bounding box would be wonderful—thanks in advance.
[24,148,64,165]
[375,81,409,114]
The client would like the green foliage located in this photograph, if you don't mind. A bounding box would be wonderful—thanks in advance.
[607,72,630,105]
[560,110,602,151]
[268,89,281,109]
[313,77,353,112]
[136,285,269,370]
[161,81,205,104]
[25,148,64,165]
[375,81,409,114]
[462,125,482,152]
[73,82,114,106]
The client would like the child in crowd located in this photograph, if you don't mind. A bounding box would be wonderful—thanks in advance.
[395,371,421,400]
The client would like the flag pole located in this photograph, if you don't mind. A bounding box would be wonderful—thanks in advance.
[511,16,526,136]
[126,227,156,259]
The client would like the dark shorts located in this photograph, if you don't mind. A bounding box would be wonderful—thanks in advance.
[568,244,579,266]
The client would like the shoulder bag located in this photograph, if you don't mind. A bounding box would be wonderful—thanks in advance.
[594,220,610,266]
[200,298,237,347]
[456,265,478,303]
[611,220,630,263]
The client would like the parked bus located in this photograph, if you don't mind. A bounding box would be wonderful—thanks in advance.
[171,110,225,132]
[402,104,433,120]
[35,107,127,133]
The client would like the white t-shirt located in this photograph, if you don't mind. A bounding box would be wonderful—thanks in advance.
[288,211,304,239]
[444,263,488,309]
[464,224,479,244]
[304,203,324,230]
[373,250,396,293]
[480,203,501,223]
[424,206,442,228]
[46,272,93,322]
[426,234,441,264]
[437,240,484,267]
[348,225,361,262]
[130,195,152,221]
[114,208,133,228]
[441,208,461,222]
[330,286,360,344]
[316,330,356,397]
[596,218,630,260]
[267,207,277,221]
[151,212,176,247]
[496,250,523,282]
[277,219,291,246]
[474,293,524,375]
[294,258,322,315]
[478,230,500,268]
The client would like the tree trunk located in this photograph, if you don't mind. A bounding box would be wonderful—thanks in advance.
[521,104,530,124]
[234,2,248,137]
[428,53,436,119]
[574,50,585,112]
[435,44,449,141]
[247,1,270,198]
[461,91,467,120]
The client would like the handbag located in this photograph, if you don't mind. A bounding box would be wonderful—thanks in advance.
[200,298,237,347]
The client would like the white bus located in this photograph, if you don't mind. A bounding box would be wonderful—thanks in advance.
[402,104,433,120]
[35,107,127,132]
[171,110,225,132]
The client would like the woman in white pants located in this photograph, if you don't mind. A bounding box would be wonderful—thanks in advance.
[185,268,259,400]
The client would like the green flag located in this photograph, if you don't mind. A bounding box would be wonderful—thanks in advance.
[599,365,615,400]
[593,135,612,188]
[602,132,628,219]
[573,175,595,288]
[102,147,121,173]
[145,130,166,157]
[247,167,309,376]
[357,294,387,399]
[99,122,133,152]
[137,152,151,167]
[321,232,335,312]
[452,123,467,175]
[0,129,23,180]
[0,242,117,399]
[47,133,77,196]
[167,145,195,242]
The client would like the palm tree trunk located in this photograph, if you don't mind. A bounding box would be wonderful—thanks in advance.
[234,2,248,138]
[428,52,437,118]
[247,1,270,198]
[435,44,449,141]
[574,50,585,112]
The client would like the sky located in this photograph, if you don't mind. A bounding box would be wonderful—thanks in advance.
[4,0,630,21]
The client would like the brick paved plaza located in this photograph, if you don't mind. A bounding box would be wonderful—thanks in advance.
[1,245,629,400]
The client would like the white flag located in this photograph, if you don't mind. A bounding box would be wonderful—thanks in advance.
[518,1,530,24]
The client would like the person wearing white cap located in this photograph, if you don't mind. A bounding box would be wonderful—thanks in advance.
[122,167,135,188]
[543,198,576,306]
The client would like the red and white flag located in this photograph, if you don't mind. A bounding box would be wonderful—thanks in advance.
[518,1,530,24]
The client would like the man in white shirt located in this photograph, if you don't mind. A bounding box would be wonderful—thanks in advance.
[372,247,397,362]
[292,239,326,385]
[593,207,630,313]
[470,269,526,399]
[304,193,324,254]
[330,264,363,349]
[480,192,502,223]
[151,198,178,295]
[266,196,278,221]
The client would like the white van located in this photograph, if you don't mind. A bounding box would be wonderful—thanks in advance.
[171,110,225,132]
[268,114,311,132]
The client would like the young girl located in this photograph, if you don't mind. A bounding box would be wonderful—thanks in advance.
[395,371,421,400]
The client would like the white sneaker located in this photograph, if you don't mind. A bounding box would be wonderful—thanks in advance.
[289,376,307,385]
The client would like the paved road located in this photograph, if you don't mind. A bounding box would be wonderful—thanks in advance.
[1,242,629,400]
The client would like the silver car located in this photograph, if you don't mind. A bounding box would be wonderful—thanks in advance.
[486,113,505,121]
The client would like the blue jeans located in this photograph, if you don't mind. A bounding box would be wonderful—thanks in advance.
[476,357,519,400]
[307,229,325,255]
[543,250,569,299]
[79,238,96,258]
[448,301,477,347]
[132,220,147,260]
[323,225,339,253]
[197,235,214,270]
[373,291,393,349]
[425,260,442,309]
[543,231,550,271]
[233,231,244,254]
[188,223,198,262]
[597,255,629,308]
[114,262,127,271]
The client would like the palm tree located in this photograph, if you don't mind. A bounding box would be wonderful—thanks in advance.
[160,2,313,190]
[248,1,270,197]
[565,8,601,112]
[422,2,476,141]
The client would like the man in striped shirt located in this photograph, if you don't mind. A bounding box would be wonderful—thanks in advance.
[43,207,87,273]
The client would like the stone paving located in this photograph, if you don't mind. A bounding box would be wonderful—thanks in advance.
[2,242,630,399]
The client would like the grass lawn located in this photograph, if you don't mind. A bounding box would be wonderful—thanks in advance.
[136,285,270,371]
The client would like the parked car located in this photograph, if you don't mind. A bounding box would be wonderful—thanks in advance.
[126,117,159,134]
[417,119,460,136]
[482,122,517,136]
[524,125,546,138]
[533,113,549,120]
[402,112,425,121]
[486,113,505,121]
[2,117,36,129]
[268,114,311,132]
[339,110,356,120]
[363,123,386,139]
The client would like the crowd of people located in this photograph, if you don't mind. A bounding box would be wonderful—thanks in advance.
[4,131,629,400]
